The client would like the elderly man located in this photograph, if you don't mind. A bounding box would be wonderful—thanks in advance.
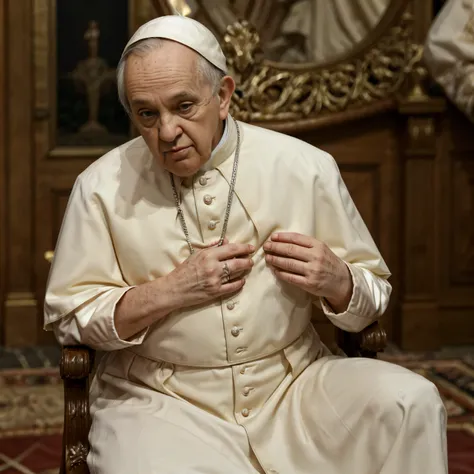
[44,15,447,474]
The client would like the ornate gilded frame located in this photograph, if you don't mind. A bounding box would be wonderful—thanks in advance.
[152,0,424,131]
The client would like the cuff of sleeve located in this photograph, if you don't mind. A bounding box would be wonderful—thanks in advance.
[81,286,149,351]
[319,263,373,332]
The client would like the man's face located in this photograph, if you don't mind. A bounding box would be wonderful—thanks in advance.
[125,41,234,177]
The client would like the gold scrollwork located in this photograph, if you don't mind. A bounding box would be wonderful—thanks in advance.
[223,13,423,123]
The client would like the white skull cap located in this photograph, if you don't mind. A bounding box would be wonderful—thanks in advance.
[122,15,228,73]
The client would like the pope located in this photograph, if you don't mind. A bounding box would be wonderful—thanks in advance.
[44,14,447,474]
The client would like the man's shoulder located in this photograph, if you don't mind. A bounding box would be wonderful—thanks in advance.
[75,136,150,194]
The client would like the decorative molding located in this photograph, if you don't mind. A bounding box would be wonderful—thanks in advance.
[60,346,95,379]
[222,11,423,124]
[61,346,95,473]
[5,292,37,307]
[359,323,388,353]
[66,398,90,420]
[48,146,114,160]
[405,116,438,156]
[337,321,387,357]
[67,442,89,470]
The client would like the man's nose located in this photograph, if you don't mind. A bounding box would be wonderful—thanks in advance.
[159,115,182,143]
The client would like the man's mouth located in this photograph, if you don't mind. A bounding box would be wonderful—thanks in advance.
[164,146,192,160]
[166,145,190,154]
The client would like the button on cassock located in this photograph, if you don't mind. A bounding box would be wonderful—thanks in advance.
[227,302,235,310]
[199,176,208,186]
[241,408,250,417]
[231,326,241,337]
[203,195,213,205]
[208,220,218,230]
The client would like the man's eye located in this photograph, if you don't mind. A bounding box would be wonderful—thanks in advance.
[138,110,156,119]
[179,103,193,112]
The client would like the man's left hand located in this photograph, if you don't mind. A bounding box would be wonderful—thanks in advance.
[263,232,353,313]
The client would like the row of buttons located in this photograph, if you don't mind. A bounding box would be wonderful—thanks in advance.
[240,369,252,417]
[198,174,218,231]
[227,299,242,343]
[199,170,274,469]
[200,170,255,428]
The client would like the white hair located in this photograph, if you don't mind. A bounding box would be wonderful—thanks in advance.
[116,38,225,115]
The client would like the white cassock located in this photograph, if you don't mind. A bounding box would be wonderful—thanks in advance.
[424,0,474,122]
[44,117,447,474]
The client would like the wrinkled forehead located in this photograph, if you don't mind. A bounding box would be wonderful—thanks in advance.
[124,45,208,104]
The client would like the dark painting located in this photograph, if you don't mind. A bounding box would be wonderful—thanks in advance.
[57,0,130,146]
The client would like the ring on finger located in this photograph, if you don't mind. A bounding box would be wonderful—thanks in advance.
[222,262,231,283]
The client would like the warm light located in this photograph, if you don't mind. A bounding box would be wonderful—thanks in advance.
[168,0,192,17]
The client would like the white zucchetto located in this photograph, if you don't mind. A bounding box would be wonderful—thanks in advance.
[122,15,228,74]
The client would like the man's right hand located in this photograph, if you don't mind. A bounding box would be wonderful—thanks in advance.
[114,243,255,341]
[165,243,255,310]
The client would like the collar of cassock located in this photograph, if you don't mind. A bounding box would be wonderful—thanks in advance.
[180,115,238,188]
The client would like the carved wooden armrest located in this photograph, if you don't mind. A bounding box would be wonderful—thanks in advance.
[60,346,95,474]
[337,321,387,358]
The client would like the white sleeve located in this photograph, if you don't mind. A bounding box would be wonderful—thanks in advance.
[44,176,148,350]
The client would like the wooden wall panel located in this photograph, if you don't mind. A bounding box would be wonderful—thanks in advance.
[0,0,6,343]
[450,154,474,285]
[397,98,445,350]
[2,0,39,346]
[340,165,380,238]
[437,107,474,347]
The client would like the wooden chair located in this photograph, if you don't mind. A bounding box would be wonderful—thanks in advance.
[59,322,387,474]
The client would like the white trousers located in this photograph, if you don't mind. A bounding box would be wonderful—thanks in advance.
[88,336,447,474]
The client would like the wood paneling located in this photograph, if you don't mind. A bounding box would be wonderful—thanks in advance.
[340,165,380,238]
[397,98,445,350]
[0,0,7,342]
[450,154,474,285]
[437,106,474,347]
[2,0,39,346]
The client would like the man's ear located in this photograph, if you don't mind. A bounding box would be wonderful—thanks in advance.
[218,76,236,120]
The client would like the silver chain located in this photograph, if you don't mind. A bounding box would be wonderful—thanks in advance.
[169,120,241,255]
